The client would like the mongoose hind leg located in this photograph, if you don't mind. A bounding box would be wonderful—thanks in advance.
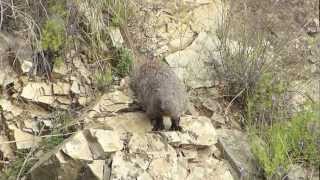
[170,117,182,131]
[152,116,165,131]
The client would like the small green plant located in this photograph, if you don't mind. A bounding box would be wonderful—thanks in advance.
[114,47,133,77]
[53,56,64,68]
[95,68,113,91]
[0,150,36,180]
[40,17,66,52]
[246,72,289,126]
[105,0,132,27]
[48,0,68,18]
[51,110,73,132]
[250,103,320,179]
[40,136,64,152]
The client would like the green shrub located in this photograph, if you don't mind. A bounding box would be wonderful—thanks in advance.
[250,104,320,178]
[95,68,113,91]
[48,0,68,18]
[0,150,36,180]
[217,7,319,180]
[105,0,132,27]
[53,56,64,68]
[246,72,289,126]
[41,17,66,52]
[114,47,133,77]
[40,136,64,152]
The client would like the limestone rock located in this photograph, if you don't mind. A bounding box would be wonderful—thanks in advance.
[28,125,233,180]
[211,113,226,125]
[128,133,176,156]
[87,160,107,180]
[87,90,132,119]
[95,112,153,134]
[0,99,23,117]
[108,27,124,48]
[287,164,307,180]
[0,135,15,160]
[53,82,70,95]
[166,32,221,89]
[110,151,149,180]
[28,129,123,179]
[61,131,97,160]
[13,128,41,149]
[73,57,91,83]
[286,164,319,180]
[190,2,225,33]
[160,116,217,148]
[70,80,81,94]
[180,115,217,146]
[21,82,54,105]
[53,63,69,76]
[21,60,33,74]
[89,129,123,153]
[187,158,234,180]
[217,129,262,179]
[28,149,93,180]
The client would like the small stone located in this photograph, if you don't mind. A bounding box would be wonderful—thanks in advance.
[0,99,23,116]
[181,115,218,146]
[13,128,41,149]
[0,135,15,159]
[211,113,226,125]
[61,131,94,160]
[89,129,123,152]
[53,82,70,95]
[70,80,81,94]
[21,82,54,105]
[108,27,124,48]
[287,164,307,180]
[88,90,132,118]
[88,160,105,180]
[21,60,33,73]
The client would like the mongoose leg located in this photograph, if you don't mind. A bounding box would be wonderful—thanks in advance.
[170,117,182,131]
[152,116,165,131]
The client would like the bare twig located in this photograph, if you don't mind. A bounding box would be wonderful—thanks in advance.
[224,88,245,115]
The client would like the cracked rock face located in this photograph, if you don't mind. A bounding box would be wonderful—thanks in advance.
[26,91,231,180]
[27,125,232,180]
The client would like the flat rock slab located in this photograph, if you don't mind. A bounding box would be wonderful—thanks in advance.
[161,115,218,147]
[166,32,221,89]
[28,127,233,180]
[217,129,262,180]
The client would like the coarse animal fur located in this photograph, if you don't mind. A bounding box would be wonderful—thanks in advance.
[130,60,188,131]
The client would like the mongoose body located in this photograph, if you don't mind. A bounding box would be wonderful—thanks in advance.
[130,60,188,131]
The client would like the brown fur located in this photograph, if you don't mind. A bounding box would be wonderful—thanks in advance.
[130,60,188,131]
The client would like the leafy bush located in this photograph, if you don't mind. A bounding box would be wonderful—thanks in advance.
[250,103,320,178]
[40,136,64,152]
[95,68,113,91]
[114,47,133,77]
[246,72,290,126]
[48,0,68,18]
[105,0,132,27]
[41,17,66,52]
[0,150,36,180]
[216,6,319,180]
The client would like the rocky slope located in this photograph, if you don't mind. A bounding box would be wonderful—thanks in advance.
[0,0,319,179]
